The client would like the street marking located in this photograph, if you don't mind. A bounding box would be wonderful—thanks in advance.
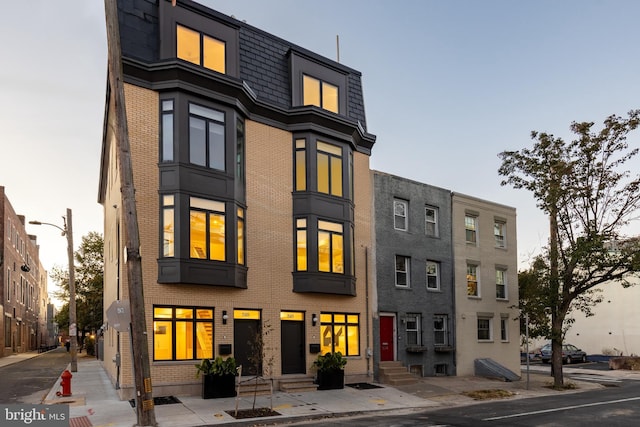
[483,396,640,421]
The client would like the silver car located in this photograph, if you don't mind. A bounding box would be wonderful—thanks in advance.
[540,343,587,364]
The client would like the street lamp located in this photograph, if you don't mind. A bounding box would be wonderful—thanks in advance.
[30,208,77,372]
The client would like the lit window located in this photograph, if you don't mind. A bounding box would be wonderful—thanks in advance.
[237,208,245,265]
[177,24,225,74]
[190,197,225,261]
[394,199,407,231]
[477,317,492,341]
[395,255,410,287]
[425,207,438,237]
[320,312,359,356]
[317,141,342,197]
[153,306,213,361]
[465,215,477,244]
[189,103,225,171]
[296,218,307,271]
[318,220,344,273]
[426,261,440,290]
[162,195,175,257]
[406,314,421,346]
[494,220,506,248]
[303,75,338,113]
[496,269,507,299]
[467,264,479,296]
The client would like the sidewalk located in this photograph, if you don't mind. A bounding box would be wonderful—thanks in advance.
[7,350,633,427]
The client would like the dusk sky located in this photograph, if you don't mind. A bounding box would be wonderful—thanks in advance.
[2,1,640,301]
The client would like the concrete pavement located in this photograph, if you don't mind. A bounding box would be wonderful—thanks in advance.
[4,349,635,427]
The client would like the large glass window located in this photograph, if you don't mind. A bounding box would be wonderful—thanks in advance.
[395,255,410,287]
[189,103,225,170]
[303,75,338,113]
[465,215,477,244]
[394,199,407,231]
[467,264,479,297]
[318,220,344,273]
[295,139,306,191]
[317,141,342,197]
[153,306,213,361]
[237,207,245,265]
[177,24,225,74]
[320,312,359,356]
[190,197,225,261]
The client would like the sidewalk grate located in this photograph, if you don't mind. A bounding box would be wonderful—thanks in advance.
[70,416,92,427]
[347,383,383,390]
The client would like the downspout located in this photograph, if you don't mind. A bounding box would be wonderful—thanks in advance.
[365,246,371,377]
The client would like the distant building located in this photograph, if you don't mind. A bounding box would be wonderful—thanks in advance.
[99,0,375,399]
[1,186,49,357]
[452,193,520,375]
[372,171,456,377]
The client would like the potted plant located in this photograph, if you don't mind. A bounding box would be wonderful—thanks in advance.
[195,356,237,399]
[312,352,347,390]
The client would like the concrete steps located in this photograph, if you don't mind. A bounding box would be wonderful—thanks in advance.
[378,361,419,386]
[236,377,273,396]
[278,376,318,393]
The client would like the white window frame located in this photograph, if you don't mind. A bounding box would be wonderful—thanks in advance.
[425,206,438,237]
[395,255,410,287]
[494,220,506,248]
[477,317,493,341]
[394,199,408,231]
[426,261,440,291]
[465,215,477,244]
[496,269,507,300]
[433,315,448,346]
[467,264,480,297]
[405,314,421,346]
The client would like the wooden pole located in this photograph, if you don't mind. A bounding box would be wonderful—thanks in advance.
[104,1,157,425]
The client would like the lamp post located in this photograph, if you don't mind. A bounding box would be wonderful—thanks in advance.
[29,208,77,372]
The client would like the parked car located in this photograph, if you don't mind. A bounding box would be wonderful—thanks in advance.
[540,343,587,364]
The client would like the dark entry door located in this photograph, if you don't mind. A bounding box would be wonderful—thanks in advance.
[281,319,305,374]
[234,319,261,376]
[380,315,394,361]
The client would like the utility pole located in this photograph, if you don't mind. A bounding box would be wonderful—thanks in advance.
[104,1,157,425]
[65,209,78,373]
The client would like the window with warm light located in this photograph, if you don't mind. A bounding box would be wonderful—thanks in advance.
[296,218,307,271]
[317,141,343,197]
[190,197,225,261]
[295,139,306,191]
[153,306,213,361]
[303,75,338,113]
[177,24,225,74]
[320,312,359,356]
[318,220,344,273]
[162,195,175,257]
[237,207,245,265]
[467,264,479,297]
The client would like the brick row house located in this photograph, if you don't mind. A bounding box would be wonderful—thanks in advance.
[99,0,519,398]
[1,186,51,357]
[99,0,375,398]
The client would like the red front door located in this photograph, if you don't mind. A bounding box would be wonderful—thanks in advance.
[380,316,394,361]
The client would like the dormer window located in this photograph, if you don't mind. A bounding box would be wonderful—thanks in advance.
[177,24,226,74]
[303,75,338,113]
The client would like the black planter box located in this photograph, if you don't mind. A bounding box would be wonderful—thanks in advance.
[202,373,236,399]
[316,370,344,390]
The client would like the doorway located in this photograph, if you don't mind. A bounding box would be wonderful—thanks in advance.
[233,309,261,376]
[281,311,306,374]
[379,314,395,361]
